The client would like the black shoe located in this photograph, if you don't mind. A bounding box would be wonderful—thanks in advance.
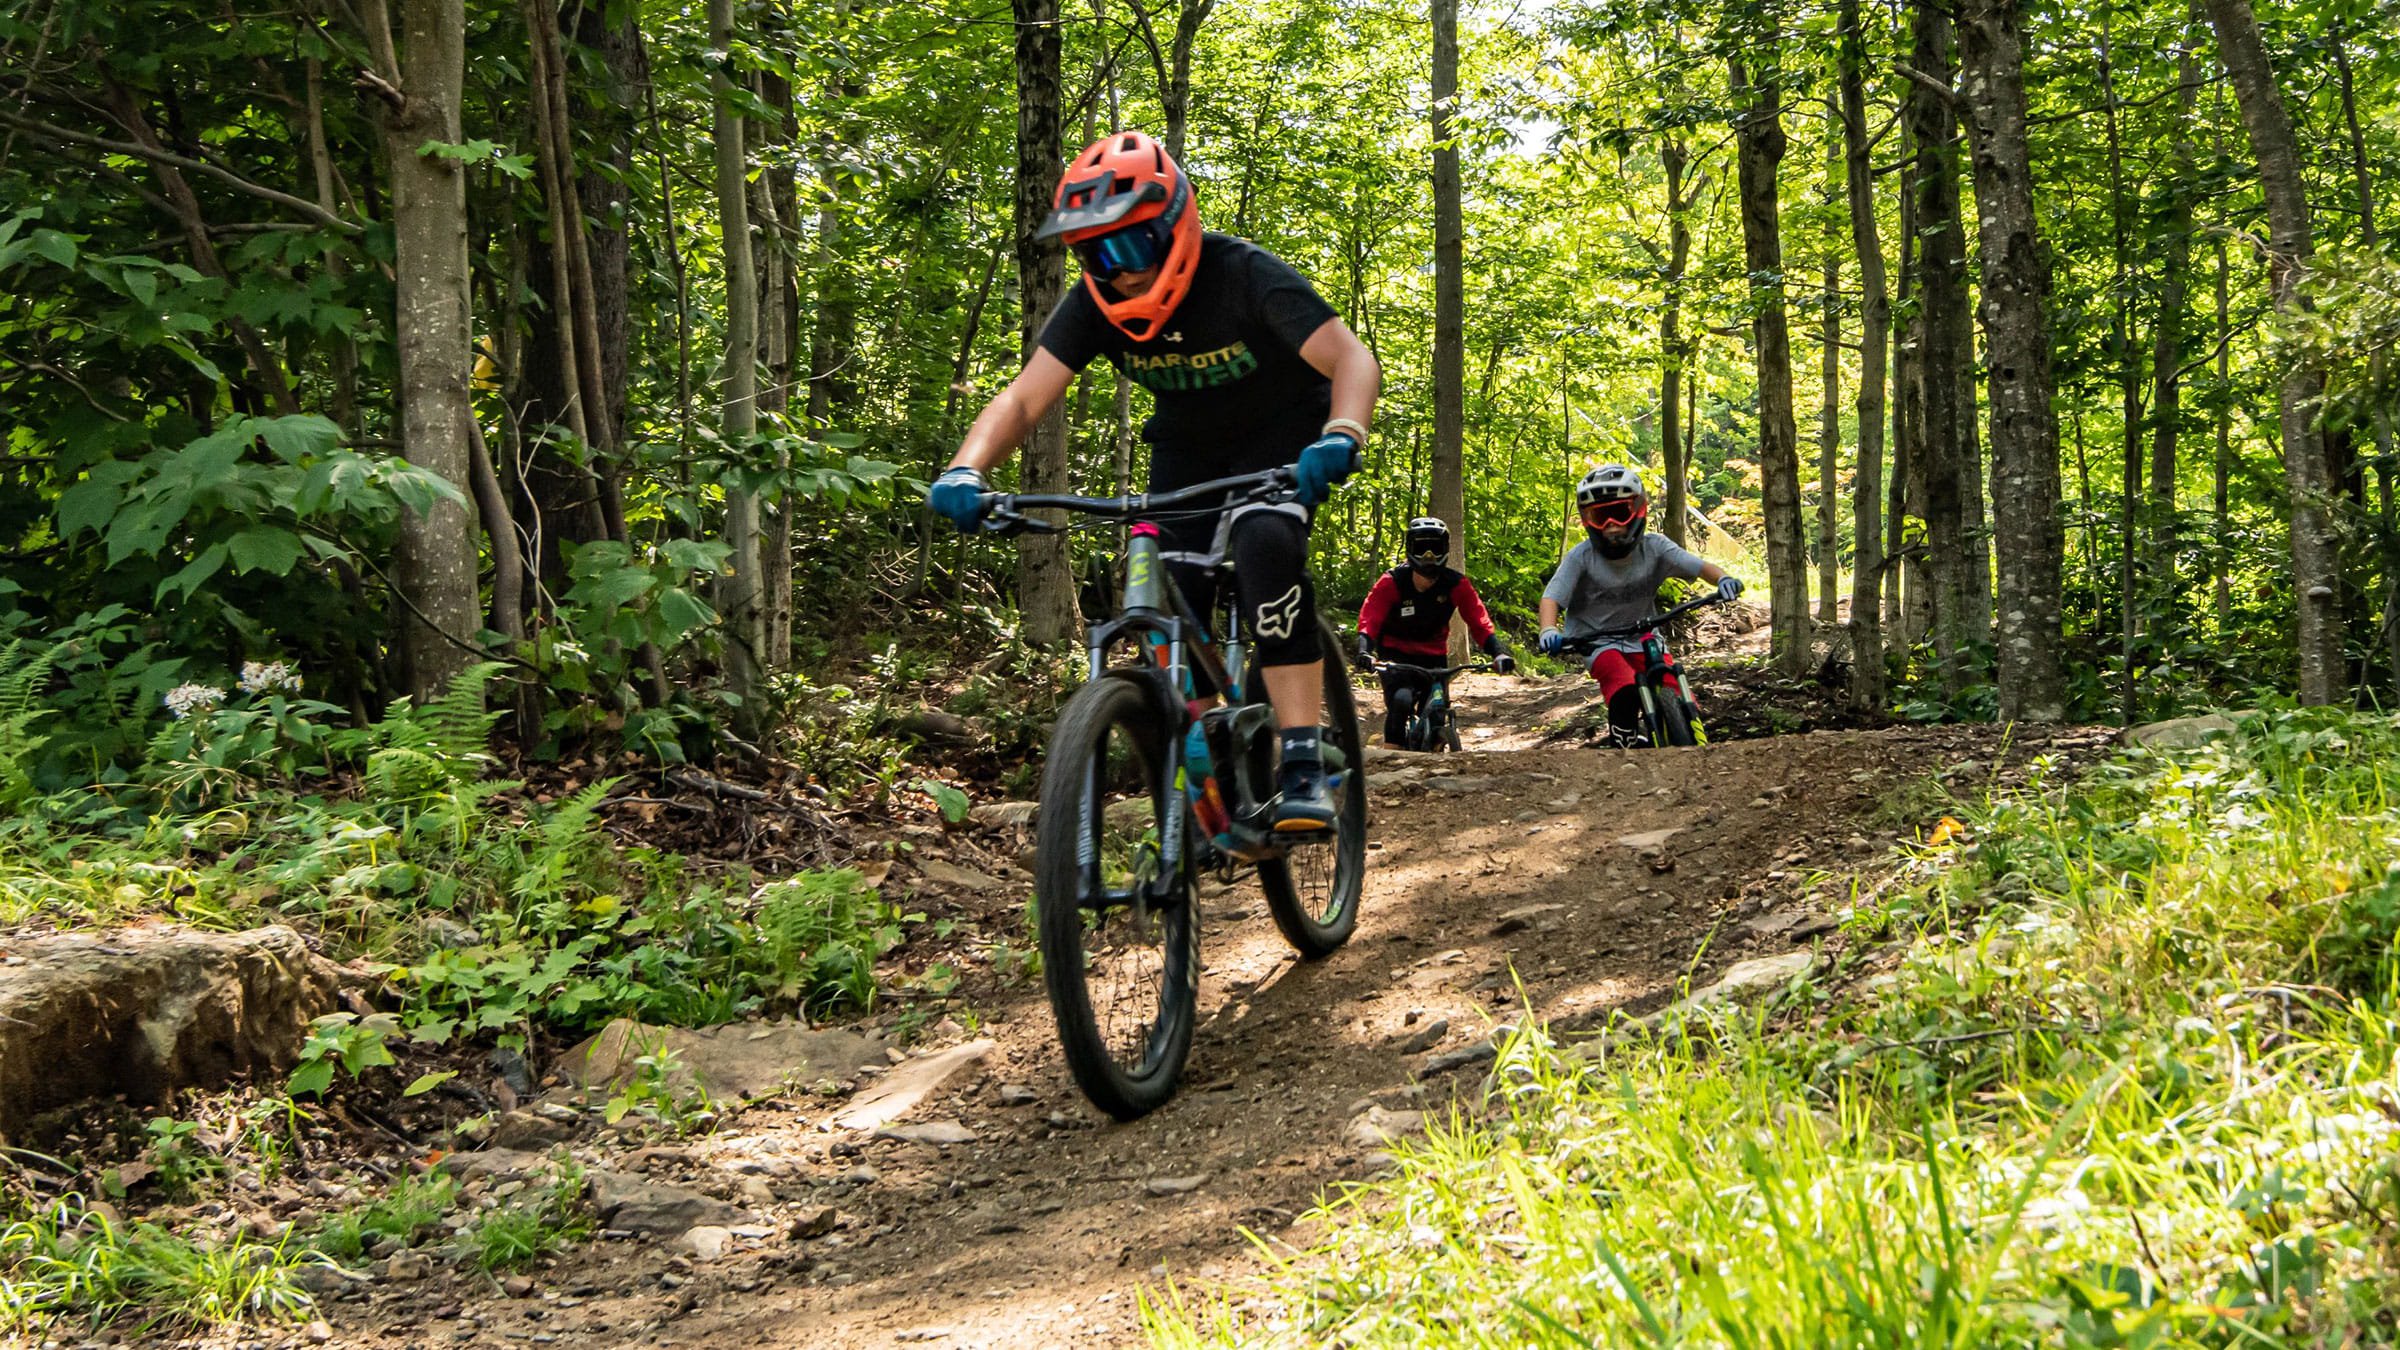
[1272,761,1337,832]
[1608,724,1652,750]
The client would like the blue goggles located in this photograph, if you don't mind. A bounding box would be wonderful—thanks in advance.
[1075,220,1170,280]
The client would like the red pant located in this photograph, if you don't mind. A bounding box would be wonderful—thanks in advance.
[1587,648,1682,700]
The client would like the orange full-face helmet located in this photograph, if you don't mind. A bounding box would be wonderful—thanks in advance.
[1036,130,1202,341]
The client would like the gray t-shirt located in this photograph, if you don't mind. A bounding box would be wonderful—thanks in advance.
[1543,533,1708,651]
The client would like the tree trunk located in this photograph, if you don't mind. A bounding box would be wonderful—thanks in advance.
[2149,41,2199,529]
[1731,53,1809,676]
[1905,0,1972,694]
[709,0,766,734]
[1430,0,1467,649]
[1816,118,1841,628]
[1960,0,2066,721]
[1014,0,1079,643]
[1840,0,1887,710]
[379,0,483,700]
[2203,0,2341,704]
[1660,141,1693,548]
[2213,239,2233,629]
[758,61,797,668]
[2099,15,2144,722]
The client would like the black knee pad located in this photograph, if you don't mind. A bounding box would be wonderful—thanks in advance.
[1230,510,1321,666]
[1607,687,1644,730]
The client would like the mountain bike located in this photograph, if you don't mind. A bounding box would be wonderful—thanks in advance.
[1361,657,1492,752]
[1562,592,1725,748]
[972,467,1368,1120]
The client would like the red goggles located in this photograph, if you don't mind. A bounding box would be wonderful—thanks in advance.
[1580,499,1647,531]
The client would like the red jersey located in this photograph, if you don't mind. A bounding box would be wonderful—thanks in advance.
[1358,566,1497,658]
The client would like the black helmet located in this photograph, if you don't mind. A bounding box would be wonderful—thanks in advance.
[1405,517,1451,571]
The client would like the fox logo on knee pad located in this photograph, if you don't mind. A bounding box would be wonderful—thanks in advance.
[1253,585,1304,641]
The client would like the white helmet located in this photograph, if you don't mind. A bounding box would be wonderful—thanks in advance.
[1575,464,1649,556]
[1576,463,1647,510]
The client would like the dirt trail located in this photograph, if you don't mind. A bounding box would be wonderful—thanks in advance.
[328,680,2067,1350]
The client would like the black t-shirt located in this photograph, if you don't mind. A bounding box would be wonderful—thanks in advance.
[1036,232,1337,493]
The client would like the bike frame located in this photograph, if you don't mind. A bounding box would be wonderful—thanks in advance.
[987,470,1302,887]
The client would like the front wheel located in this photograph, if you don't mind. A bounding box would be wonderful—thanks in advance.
[1650,681,1700,748]
[1035,674,1197,1121]
[1258,618,1368,958]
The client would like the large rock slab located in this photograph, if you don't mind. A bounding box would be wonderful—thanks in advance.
[2123,712,2240,750]
[558,1018,888,1102]
[0,925,340,1138]
[586,1169,750,1236]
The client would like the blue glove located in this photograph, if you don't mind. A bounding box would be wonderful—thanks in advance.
[1290,432,1361,507]
[1540,627,1564,656]
[1717,576,1745,603]
[927,466,990,533]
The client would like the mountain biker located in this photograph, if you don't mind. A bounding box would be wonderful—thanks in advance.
[1354,517,1514,747]
[924,130,1382,833]
[1538,464,1744,747]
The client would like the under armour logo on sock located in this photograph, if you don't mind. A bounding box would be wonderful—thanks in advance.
[1253,585,1304,640]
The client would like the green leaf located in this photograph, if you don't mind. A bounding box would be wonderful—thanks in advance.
[155,544,228,603]
[402,1070,459,1097]
[287,1059,335,1097]
[917,778,970,824]
[591,565,658,610]
[656,587,717,640]
[227,525,306,576]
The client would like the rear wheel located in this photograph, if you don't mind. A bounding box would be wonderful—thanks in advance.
[1035,675,1196,1121]
[1258,619,1367,957]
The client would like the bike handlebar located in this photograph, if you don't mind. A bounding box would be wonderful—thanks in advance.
[977,467,1299,537]
[1560,592,1726,651]
[1366,659,1491,679]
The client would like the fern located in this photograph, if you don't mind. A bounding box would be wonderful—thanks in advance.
[0,638,59,807]
[344,661,506,796]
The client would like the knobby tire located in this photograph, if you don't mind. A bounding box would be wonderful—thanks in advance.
[1036,675,1197,1120]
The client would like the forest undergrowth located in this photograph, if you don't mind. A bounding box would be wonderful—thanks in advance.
[1151,709,2400,1347]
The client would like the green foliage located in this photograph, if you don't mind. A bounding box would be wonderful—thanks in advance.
[459,1161,592,1271]
[134,1118,226,1201]
[308,1174,458,1264]
[286,1013,398,1098]
[0,1196,321,1333]
[1151,714,2400,1346]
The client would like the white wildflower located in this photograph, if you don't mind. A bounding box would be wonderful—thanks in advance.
[163,683,226,720]
[237,660,302,695]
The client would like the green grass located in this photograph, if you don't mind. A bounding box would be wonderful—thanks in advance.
[459,1161,593,1270]
[0,1196,324,1334]
[307,1172,457,1262]
[1148,708,2400,1347]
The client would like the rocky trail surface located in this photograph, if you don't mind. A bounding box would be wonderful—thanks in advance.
[267,674,2108,1350]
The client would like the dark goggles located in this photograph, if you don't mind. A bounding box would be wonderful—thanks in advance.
[1074,219,1170,280]
[1580,499,1647,531]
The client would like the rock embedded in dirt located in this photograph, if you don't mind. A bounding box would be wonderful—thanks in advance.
[1143,1174,1207,1197]
[875,1119,978,1146]
[559,1017,886,1103]
[489,1109,577,1151]
[1614,827,1681,851]
[384,1250,430,1282]
[2122,712,2239,750]
[1666,952,1818,1018]
[681,1225,733,1262]
[1424,775,1493,793]
[831,1039,997,1131]
[1389,1018,1449,1055]
[0,924,341,1136]
[996,1084,1038,1106]
[968,800,1039,830]
[587,1170,750,1236]
[1343,1106,1427,1150]
[897,707,975,745]
[919,860,1006,893]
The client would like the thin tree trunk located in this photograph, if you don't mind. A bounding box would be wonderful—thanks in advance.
[1816,116,1841,628]
[1906,0,1972,696]
[2149,39,2200,528]
[2335,30,2399,688]
[709,0,766,733]
[2214,239,2232,629]
[1430,0,1467,650]
[2204,0,2341,703]
[1014,0,1078,643]
[2099,12,2144,722]
[1732,53,1809,676]
[1960,0,2066,721]
[1660,141,1692,548]
[1840,0,1887,709]
[377,0,483,698]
